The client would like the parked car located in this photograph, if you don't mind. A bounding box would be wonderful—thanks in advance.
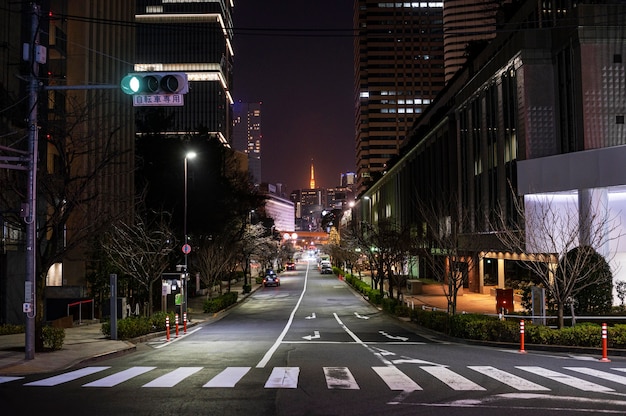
[320,264,333,274]
[263,274,280,287]
[286,261,296,271]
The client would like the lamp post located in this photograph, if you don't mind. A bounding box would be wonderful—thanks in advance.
[183,151,196,316]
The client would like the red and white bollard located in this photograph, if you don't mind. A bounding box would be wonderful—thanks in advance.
[600,322,611,362]
[175,313,179,338]
[166,315,170,342]
[183,312,187,334]
[519,319,526,353]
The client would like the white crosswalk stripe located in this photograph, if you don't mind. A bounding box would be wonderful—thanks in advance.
[516,366,615,392]
[141,367,203,388]
[565,367,626,386]
[264,367,299,388]
[204,367,251,388]
[83,366,156,387]
[7,365,626,394]
[468,366,550,391]
[24,366,110,387]
[372,366,422,391]
[420,366,486,391]
[0,376,24,384]
[324,367,359,390]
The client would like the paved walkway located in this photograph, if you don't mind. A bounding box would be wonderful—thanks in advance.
[0,271,501,377]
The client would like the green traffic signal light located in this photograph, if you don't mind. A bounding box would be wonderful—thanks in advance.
[121,72,189,95]
[120,74,141,94]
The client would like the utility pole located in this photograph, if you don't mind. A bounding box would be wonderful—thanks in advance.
[23,2,42,361]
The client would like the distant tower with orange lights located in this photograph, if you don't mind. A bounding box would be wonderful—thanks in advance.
[309,159,316,189]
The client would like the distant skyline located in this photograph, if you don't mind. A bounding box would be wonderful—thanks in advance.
[232,1,355,191]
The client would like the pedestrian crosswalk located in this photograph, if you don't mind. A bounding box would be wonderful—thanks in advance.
[2,365,626,393]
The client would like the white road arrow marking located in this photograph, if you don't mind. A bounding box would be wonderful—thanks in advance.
[305,313,316,320]
[354,312,370,319]
[379,331,409,341]
[303,330,320,341]
[373,347,396,356]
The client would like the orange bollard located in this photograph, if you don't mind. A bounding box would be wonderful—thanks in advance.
[519,319,526,353]
[166,315,170,342]
[183,312,187,334]
[175,313,179,338]
[600,322,611,362]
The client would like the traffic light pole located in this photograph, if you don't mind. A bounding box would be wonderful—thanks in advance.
[24,2,41,361]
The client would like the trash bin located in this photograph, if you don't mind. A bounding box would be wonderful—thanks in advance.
[495,288,514,314]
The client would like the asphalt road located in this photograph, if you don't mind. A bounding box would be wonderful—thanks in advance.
[3,260,626,415]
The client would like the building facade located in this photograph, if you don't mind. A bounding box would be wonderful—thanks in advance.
[357,0,626,296]
[134,0,234,145]
[354,1,445,192]
[442,0,501,82]
[0,1,135,323]
[232,101,262,185]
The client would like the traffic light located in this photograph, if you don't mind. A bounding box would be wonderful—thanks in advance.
[120,72,189,95]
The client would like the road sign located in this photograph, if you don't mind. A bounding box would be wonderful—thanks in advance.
[182,244,191,254]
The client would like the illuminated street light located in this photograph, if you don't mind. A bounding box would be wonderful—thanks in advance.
[183,151,196,316]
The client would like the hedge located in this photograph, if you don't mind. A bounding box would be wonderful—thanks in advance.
[342,270,626,349]
[203,291,239,313]
[101,311,176,340]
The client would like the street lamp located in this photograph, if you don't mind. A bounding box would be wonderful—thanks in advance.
[183,151,196,316]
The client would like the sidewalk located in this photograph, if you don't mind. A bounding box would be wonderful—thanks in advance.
[0,279,260,377]
[350,271,503,315]
[0,273,501,377]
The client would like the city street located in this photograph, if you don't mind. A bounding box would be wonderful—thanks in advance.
[2,261,626,415]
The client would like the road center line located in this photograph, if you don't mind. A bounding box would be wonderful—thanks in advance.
[256,262,310,368]
[333,313,393,366]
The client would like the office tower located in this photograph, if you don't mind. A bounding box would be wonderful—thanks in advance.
[134,1,234,144]
[443,0,501,83]
[0,1,135,323]
[232,101,262,185]
[354,1,445,192]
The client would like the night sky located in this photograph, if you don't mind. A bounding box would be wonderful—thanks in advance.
[232,1,355,192]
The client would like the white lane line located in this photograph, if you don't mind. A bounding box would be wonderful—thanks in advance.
[517,366,614,392]
[152,326,203,349]
[565,367,626,386]
[324,367,360,390]
[83,366,156,387]
[373,366,422,391]
[420,366,486,391]
[141,367,203,388]
[25,366,110,387]
[0,376,24,384]
[256,264,310,369]
[264,367,299,388]
[468,366,550,391]
[203,367,251,388]
[334,313,393,366]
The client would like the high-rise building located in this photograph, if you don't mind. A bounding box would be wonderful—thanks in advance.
[442,0,501,83]
[233,101,262,184]
[354,1,445,192]
[0,1,135,323]
[134,1,234,144]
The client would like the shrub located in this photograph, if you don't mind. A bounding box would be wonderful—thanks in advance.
[101,312,177,340]
[203,291,239,313]
[0,324,25,336]
[42,326,65,350]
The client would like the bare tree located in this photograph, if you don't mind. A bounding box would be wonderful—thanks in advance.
[496,191,621,328]
[1,93,132,347]
[102,212,175,316]
[195,232,239,296]
[354,219,411,299]
[414,198,482,316]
